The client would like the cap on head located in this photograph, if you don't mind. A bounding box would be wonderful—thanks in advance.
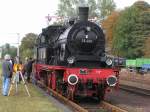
[4,54,11,60]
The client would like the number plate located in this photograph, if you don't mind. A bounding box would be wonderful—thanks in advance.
[80,69,88,74]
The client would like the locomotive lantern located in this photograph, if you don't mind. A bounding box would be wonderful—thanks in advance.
[34,7,120,101]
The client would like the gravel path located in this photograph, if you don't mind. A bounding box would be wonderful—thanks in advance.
[105,89,150,112]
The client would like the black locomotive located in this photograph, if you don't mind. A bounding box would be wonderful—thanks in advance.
[34,7,121,101]
[35,7,114,68]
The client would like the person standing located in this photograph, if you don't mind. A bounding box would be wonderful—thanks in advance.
[26,58,34,83]
[22,57,28,76]
[1,54,13,96]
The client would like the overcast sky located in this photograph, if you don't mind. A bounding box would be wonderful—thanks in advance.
[0,0,150,46]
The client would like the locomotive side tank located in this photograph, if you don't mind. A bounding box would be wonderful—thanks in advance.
[34,7,119,101]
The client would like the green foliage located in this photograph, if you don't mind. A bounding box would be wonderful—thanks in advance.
[87,0,98,17]
[112,2,150,58]
[101,11,120,53]
[97,0,116,19]
[56,0,79,17]
[20,33,37,60]
[56,0,116,20]
[1,43,17,58]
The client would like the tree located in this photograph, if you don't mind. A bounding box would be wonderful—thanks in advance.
[101,11,120,53]
[143,37,150,57]
[20,33,37,60]
[97,0,116,19]
[87,0,102,18]
[112,1,150,58]
[56,0,79,17]
[1,43,17,58]
[56,0,116,20]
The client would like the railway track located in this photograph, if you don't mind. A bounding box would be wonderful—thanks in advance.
[120,84,150,96]
[77,99,128,112]
[35,80,128,112]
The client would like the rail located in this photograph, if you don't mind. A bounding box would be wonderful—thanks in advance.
[35,80,128,112]
[120,84,150,96]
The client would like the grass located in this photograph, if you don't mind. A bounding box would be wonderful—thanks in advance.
[0,84,62,112]
[0,64,62,112]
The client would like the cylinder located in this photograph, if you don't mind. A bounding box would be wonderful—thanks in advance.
[78,7,89,21]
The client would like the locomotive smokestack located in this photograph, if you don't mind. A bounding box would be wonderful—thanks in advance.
[78,7,89,21]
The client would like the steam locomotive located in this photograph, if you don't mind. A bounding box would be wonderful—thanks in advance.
[33,7,120,101]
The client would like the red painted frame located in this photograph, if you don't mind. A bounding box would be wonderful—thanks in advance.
[33,63,119,98]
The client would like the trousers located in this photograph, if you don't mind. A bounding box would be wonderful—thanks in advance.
[27,71,31,82]
[2,76,11,96]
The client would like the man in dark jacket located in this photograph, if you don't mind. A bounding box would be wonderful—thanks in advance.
[2,54,13,96]
[26,58,34,83]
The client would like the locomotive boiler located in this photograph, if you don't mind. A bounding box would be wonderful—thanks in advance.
[34,7,120,101]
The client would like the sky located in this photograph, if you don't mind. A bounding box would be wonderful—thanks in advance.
[0,0,150,46]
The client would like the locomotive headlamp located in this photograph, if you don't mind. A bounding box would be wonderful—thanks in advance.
[106,58,113,66]
[68,74,78,85]
[67,57,75,64]
[106,75,117,87]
